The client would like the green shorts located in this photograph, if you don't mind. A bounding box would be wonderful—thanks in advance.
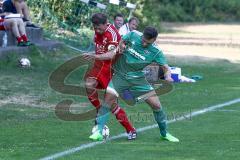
[107,74,154,105]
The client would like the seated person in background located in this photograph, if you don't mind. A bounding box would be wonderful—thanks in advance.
[119,17,139,36]
[2,0,39,28]
[0,0,3,12]
[0,11,33,46]
[0,0,3,8]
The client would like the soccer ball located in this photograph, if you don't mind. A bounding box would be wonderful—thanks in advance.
[91,125,110,139]
[102,125,110,139]
[19,58,31,67]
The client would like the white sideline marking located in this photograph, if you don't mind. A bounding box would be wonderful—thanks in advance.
[39,98,240,160]
[66,44,92,53]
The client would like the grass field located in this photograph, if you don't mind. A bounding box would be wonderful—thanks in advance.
[1,24,240,160]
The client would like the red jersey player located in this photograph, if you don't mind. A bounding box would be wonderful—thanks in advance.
[83,13,136,140]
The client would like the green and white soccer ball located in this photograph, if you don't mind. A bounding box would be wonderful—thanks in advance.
[92,125,110,139]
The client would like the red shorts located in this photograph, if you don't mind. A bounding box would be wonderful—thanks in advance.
[85,63,112,89]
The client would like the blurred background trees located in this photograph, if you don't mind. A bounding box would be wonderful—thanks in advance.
[25,0,240,50]
[27,0,240,31]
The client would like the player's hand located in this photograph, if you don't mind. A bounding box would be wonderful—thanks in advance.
[82,53,95,61]
[119,42,126,54]
[165,76,174,82]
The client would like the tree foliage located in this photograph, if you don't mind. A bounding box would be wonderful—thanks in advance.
[26,0,240,31]
[137,0,240,23]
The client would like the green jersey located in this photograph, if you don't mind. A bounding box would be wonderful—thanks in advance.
[114,31,167,79]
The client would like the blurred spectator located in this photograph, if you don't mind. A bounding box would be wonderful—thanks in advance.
[113,13,124,30]
[0,10,33,46]
[2,0,39,28]
[0,0,3,11]
[119,17,139,36]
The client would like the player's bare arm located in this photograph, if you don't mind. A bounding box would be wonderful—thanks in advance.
[81,51,95,61]
[82,45,118,61]
[94,45,118,60]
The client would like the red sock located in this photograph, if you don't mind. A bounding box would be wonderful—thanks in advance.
[21,34,28,42]
[16,36,23,43]
[112,105,135,133]
[87,89,101,109]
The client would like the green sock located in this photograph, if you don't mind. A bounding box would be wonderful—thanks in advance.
[97,103,110,133]
[153,109,167,137]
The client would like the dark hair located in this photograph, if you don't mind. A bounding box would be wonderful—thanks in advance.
[91,13,107,25]
[143,26,158,39]
[128,17,139,24]
[114,13,124,20]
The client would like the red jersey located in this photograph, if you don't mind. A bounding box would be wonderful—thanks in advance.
[85,24,121,89]
[94,23,121,68]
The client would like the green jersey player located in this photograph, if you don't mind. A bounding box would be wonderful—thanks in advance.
[90,26,179,142]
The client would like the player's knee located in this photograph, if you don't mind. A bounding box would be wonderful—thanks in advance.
[110,102,118,112]
[150,103,162,111]
[105,93,117,103]
[85,79,97,89]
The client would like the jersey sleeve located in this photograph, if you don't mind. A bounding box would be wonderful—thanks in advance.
[119,25,128,36]
[106,29,121,51]
[121,31,133,42]
[118,27,125,36]
[153,50,167,65]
